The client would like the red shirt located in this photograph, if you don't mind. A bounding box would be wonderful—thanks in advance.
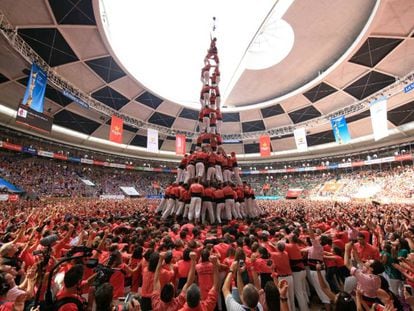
[190,183,204,197]
[271,251,292,276]
[141,267,155,298]
[176,260,192,278]
[196,262,214,299]
[354,243,380,262]
[56,289,83,311]
[152,290,186,311]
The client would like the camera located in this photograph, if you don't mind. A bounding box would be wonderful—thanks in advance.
[86,258,115,288]
[239,260,245,268]
[121,292,141,311]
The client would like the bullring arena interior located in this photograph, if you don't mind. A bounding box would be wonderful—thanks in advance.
[0,1,414,311]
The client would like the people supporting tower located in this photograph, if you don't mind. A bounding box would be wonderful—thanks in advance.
[159,36,262,224]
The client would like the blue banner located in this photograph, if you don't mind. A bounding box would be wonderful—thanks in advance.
[22,146,37,155]
[146,195,163,199]
[404,82,414,94]
[255,196,281,200]
[21,64,48,113]
[68,157,81,163]
[331,115,351,144]
[0,178,23,193]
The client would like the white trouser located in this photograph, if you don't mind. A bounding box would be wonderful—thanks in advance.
[224,198,234,220]
[215,202,224,223]
[246,198,254,218]
[161,198,176,219]
[188,197,202,221]
[233,167,242,185]
[203,116,210,133]
[201,201,215,224]
[234,202,242,219]
[292,270,309,311]
[176,168,185,184]
[184,164,195,184]
[216,120,222,134]
[175,201,185,216]
[278,275,295,311]
[237,202,246,218]
[206,166,215,182]
[215,165,223,182]
[308,270,330,304]
[223,169,231,183]
[156,197,167,213]
[195,162,205,178]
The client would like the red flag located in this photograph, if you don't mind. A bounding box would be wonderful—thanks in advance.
[259,135,271,157]
[176,134,186,155]
[109,116,123,144]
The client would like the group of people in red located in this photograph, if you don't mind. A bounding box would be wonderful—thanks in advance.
[1,198,414,311]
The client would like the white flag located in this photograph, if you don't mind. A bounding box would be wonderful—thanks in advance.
[147,128,159,152]
[294,127,308,151]
[370,97,388,141]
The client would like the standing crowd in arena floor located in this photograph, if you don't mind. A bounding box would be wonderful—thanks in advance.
[0,197,414,311]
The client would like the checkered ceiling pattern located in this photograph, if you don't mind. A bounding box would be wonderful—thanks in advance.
[0,0,413,155]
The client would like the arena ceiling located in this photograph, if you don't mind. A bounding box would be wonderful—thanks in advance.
[0,0,413,161]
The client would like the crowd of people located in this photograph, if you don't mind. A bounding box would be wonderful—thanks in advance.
[0,198,413,311]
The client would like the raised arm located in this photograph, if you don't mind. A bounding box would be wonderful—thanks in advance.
[182,252,197,292]
[153,252,166,291]
[222,259,236,298]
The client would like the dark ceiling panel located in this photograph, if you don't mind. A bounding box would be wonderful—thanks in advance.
[18,28,78,67]
[48,0,96,25]
[242,120,265,133]
[346,110,371,123]
[349,37,403,68]
[288,106,321,124]
[388,101,414,126]
[307,130,335,147]
[244,143,260,154]
[0,73,9,84]
[148,112,175,128]
[91,86,129,110]
[222,112,240,122]
[136,91,163,109]
[260,104,284,118]
[85,56,126,83]
[130,134,146,147]
[179,108,199,120]
[54,109,100,134]
[344,71,395,100]
[303,82,337,103]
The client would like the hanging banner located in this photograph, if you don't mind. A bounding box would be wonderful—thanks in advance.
[331,115,351,144]
[259,135,271,157]
[21,64,47,113]
[293,127,308,151]
[147,128,159,152]
[175,134,186,155]
[109,115,123,144]
[16,64,53,133]
[370,97,388,141]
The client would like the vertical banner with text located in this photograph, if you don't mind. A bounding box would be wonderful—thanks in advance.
[294,127,308,151]
[147,128,159,152]
[16,63,52,133]
[109,115,123,143]
[259,135,271,157]
[370,97,388,141]
[175,134,186,155]
[331,115,351,144]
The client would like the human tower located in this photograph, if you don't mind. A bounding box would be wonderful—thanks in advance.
[156,32,264,224]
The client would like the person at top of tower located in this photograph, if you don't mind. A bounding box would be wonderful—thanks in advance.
[204,38,219,65]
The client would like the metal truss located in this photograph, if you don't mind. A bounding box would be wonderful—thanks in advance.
[1,10,413,142]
